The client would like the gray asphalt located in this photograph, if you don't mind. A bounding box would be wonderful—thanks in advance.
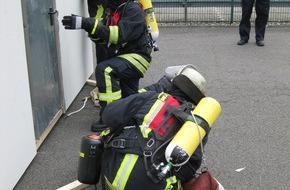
[14,26,290,190]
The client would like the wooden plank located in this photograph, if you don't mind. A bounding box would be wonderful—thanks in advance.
[86,79,97,86]
[36,110,63,150]
[56,180,89,190]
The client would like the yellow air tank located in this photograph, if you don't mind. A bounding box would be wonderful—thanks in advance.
[165,97,221,166]
[138,0,159,43]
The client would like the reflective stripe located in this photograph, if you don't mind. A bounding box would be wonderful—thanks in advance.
[99,91,121,103]
[109,26,119,44]
[158,92,168,102]
[118,53,150,75]
[105,176,117,190]
[95,5,104,19]
[138,88,147,93]
[112,154,139,190]
[177,179,182,190]
[100,129,110,137]
[98,67,121,103]
[105,67,113,92]
[140,93,170,137]
[164,176,177,190]
[91,19,99,34]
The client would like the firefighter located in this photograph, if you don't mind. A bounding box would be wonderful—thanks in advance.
[100,65,210,190]
[62,0,153,124]
[86,0,108,64]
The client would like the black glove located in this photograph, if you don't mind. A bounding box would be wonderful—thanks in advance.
[62,14,84,30]
[62,14,98,33]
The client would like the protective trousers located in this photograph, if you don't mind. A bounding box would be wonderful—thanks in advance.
[95,43,108,64]
[239,0,270,41]
[95,56,143,113]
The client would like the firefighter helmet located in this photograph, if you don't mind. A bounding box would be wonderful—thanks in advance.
[166,65,206,104]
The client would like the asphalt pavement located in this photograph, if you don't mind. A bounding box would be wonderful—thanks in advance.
[14,26,290,190]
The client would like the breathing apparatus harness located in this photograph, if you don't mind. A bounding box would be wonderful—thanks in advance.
[104,94,210,184]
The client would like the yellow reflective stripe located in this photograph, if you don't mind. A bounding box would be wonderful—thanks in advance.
[95,5,104,19]
[100,129,110,137]
[105,67,113,92]
[112,154,139,190]
[98,67,121,103]
[109,26,119,44]
[91,19,99,34]
[105,176,117,190]
[119,55,146,74]
[118,53,150,75]
[140,93,169,137]
[90,37,99,41]
[158,92,168,102]
[164,176,177,190]
[99,91,121,103]
[130,53,151,70]
[177,179,182,190]
[138,88,147,93]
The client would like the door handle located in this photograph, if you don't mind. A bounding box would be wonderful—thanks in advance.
[48,8,58,26]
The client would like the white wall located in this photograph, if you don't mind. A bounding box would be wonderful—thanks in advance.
[0,1,37,189]
[0,0,94,189]
[56,0,94,109]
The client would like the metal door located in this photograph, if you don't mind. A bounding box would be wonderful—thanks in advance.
[22,0,63,142]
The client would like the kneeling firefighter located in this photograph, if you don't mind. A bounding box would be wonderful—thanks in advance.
[62,0,153,124]
[78,65,221,189]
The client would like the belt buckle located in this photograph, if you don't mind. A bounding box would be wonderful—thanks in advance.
[111,139,126,149]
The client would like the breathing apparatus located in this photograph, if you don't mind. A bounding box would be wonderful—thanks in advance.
[138,0,159,51]
[146,65,221,182]
[147,97,221,182]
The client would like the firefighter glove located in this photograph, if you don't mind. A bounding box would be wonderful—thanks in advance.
[62,15,83,30]
[62,15,97,33]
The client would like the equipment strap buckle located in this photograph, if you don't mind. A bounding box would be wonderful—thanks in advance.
[111,139,126,149]
[143,151,152,157]
[147,138,155,148]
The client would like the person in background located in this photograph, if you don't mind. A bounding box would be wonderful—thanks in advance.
[237,0,270,46]
[62,0,153,125]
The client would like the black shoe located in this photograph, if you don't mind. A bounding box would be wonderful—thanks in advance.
[256,40,264,46]
[237,40,248,45]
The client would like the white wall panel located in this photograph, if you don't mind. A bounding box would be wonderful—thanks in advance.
[56,0,94,109]
[0,0,94,188]
[0,1,36,189]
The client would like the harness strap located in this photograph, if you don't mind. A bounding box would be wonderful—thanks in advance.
[134,125,154,171]
[104,93,155,147]
[167,104,211,135]
[108,138,140,149]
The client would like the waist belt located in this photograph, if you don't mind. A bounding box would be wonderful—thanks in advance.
[107,138,144,155]
[109,138,140,149]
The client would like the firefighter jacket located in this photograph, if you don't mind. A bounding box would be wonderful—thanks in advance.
[101,90,207,190]
[87,0,106,18]
[84,0,152,60]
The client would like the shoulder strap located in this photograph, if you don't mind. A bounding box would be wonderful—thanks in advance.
[105,92,155,147]
[167,103,211,134]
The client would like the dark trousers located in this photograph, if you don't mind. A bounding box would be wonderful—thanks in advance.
[95,57,141,112]
[239,0,270,41]
[95,43,108,64]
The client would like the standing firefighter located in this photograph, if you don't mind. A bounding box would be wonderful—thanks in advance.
[87,65,222,189]
[62,0,153,124]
